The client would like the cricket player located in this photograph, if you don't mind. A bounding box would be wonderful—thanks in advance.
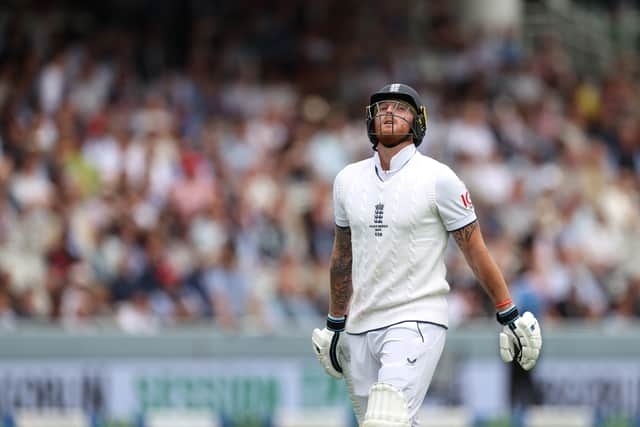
[312,83,542,427]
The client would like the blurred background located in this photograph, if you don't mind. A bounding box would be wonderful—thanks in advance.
[0,0,639,426]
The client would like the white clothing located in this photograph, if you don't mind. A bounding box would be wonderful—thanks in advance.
[447,120,496,160]
[340,322,446,426]
[82,135,122,185]
[39,63,65,114]
[10,171,53,209]
[333,145,476,333]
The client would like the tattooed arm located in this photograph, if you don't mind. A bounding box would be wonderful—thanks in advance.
[451,220,512,307]
[451,223,542,371]
[329,225,353,317]
[311,224,352,379]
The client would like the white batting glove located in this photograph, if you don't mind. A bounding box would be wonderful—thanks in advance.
[312,315,345,379]
[497,307,542,371]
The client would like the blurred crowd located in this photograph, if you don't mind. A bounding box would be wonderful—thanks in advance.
[0,1,638,334]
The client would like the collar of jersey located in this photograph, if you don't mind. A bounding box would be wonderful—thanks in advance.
[374,144,416,181]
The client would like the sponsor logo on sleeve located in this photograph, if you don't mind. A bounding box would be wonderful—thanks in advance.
[460,191,473,209]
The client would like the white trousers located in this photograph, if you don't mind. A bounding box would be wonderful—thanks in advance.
[340,322,447,426]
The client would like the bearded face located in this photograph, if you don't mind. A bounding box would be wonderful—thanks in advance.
[371,100,415,147]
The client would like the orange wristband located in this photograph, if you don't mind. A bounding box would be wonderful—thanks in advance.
[495,298,513,310]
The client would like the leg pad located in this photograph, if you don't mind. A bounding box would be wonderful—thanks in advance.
[362,383,411,427]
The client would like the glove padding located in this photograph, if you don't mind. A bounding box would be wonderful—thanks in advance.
[312,327,343,379]
[499,311,542,370]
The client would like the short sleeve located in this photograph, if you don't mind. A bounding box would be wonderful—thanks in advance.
[435,166,477,231]
[333,169,349,227]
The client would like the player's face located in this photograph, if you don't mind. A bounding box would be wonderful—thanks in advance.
[372,100,414,144]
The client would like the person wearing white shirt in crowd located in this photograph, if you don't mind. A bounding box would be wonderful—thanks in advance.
[312,83,542,427]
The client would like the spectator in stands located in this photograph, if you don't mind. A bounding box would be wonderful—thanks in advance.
[0,0,637,334]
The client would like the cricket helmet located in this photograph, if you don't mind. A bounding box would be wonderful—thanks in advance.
[366,83,428,149]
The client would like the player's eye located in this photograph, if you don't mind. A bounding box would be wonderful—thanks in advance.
[395,102,412,113]
[377,101,396,112]
[375,101,413,115]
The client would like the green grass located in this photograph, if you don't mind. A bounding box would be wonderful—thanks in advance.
[600,415,636,427]
[103,421,134,427]
[477,417,511,427]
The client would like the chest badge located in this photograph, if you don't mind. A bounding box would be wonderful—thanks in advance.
[369,203,388,237]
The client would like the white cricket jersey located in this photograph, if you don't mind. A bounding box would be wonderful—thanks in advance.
[333,145,476,333]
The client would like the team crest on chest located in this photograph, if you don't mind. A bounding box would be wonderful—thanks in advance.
[369,203,388,237]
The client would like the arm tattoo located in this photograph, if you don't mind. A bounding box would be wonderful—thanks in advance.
[451,220,478,250]
[450,219,509,303]
[330,226,353,315]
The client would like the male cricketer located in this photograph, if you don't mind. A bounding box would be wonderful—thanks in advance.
[312,83,542,427]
